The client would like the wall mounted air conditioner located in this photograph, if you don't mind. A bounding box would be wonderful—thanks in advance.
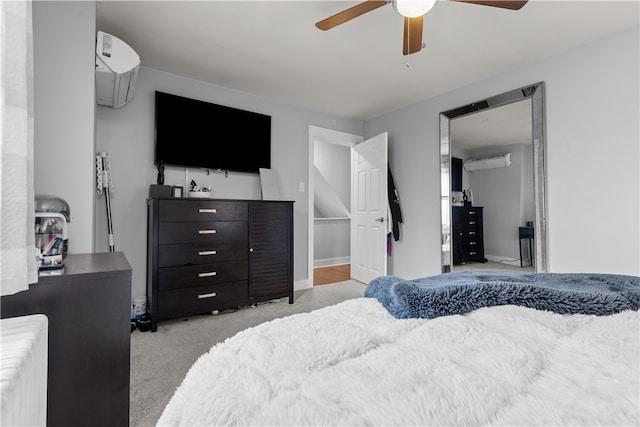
[463,153,512,171]
[95,31,140,108]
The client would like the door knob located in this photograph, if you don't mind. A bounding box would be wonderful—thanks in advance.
[375,217,385,223]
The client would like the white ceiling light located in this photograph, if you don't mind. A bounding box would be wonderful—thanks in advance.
[394,0,438,18]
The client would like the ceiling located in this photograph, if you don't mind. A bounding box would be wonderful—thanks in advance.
[96,1,639,122]
[451,99,532,151]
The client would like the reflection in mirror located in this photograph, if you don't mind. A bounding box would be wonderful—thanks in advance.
[439,83,546,274]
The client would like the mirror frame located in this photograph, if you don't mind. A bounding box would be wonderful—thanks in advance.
[439,82,547,273]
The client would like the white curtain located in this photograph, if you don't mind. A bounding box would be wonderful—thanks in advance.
[0,0,37,295]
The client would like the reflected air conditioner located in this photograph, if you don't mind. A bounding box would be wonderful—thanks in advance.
[95,31,140,108]
[463,153,512,171]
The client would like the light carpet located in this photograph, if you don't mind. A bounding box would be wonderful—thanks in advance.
[129,279,367,427]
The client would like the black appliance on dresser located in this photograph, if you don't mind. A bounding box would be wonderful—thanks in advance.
[452,206,487,265]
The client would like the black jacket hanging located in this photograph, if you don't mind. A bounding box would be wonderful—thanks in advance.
[388,167,403,241]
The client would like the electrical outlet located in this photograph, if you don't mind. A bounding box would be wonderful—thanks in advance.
[299,182,305,193]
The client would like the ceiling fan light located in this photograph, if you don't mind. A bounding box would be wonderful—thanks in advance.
[394,0,437,18]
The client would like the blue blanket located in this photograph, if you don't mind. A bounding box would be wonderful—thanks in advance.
[364,270,640,319]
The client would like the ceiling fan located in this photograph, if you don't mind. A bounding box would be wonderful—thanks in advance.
[315,0,529,55]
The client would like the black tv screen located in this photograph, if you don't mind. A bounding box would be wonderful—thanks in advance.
[154,91,271,174]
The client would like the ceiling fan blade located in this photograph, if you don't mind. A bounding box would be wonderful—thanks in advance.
[403,16,423,55]
[449,0,528,10]
[315,0,389,31]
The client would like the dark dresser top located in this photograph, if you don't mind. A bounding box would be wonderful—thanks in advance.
[38,252,131,284]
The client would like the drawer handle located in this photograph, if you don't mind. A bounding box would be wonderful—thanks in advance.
[470,251,477,255]
[470,242,477,245]
[198,229,217,235]
[198,271,217,278]
[197,292,217,299]
[469,211,476,214]
[469,231,476,235]
[199,208,217,213]
[198,250,217,256]
[469,221,476,225]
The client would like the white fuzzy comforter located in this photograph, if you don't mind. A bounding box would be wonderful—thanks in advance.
[157,298,639,426]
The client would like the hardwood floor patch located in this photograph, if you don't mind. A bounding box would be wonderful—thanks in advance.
[314,264,350,286]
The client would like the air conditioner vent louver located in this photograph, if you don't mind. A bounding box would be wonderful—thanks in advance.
[463,153,512,171]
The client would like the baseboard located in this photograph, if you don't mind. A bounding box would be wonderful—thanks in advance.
[485,254,521,267]
[295,279,312,291]
[313,257,350,268]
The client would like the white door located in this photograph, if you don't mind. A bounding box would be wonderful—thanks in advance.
[351,132,388,284]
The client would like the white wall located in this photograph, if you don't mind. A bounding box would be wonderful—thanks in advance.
[314,141,350,211]
[365,26,640,277]
[467,144,527,261]
[33,1,96,254]
[313,219,350,266]
[96,66,362,299]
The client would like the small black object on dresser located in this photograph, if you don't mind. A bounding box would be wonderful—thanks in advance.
[149,184,172,198]
[452,206,487,265]
[147,198,294,332]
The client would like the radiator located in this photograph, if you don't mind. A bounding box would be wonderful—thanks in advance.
[1,314,48,427]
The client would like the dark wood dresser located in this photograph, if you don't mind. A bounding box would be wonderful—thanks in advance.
[0,252,132,427]
[147,198,293,331]
[452,206,487,265]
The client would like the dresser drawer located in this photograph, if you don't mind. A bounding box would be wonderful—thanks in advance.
[467,249,481,258]
[157,281,248,314]
[466,239,481,249]
[465,229,480,238]
[159,200,248,222]
[465,218,481,228]
[159,221,247,244]
[464,208,481,220]
[159,241,248,267]
[158,260,248,290]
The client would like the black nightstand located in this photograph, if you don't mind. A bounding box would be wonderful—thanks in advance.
[519,226,534,267]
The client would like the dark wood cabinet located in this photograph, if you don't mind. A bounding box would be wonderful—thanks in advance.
[452,206,487,265]
[0,252,132,427]
[249,200,294,300]
[147,198,294,331]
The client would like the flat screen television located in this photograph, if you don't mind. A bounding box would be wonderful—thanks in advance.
[154,91,271,174]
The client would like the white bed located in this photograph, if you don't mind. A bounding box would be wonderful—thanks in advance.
[157,297,639,426]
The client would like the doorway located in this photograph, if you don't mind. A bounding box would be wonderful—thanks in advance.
[308,126,362,287]
[308,127,389,286]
